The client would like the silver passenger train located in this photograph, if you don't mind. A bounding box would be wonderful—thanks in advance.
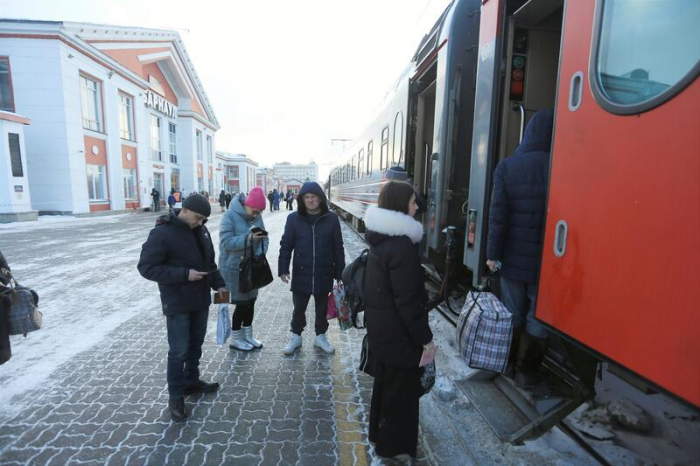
[328,0,483,282]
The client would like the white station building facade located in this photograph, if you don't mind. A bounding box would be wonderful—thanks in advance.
[0,19,220,214]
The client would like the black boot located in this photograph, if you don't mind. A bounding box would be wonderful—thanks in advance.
[183,379,220,395]
[503,327,524,378]
[168,397,188,422]
[514,334,547,388]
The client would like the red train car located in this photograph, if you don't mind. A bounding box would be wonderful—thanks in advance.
[467,0,699,408]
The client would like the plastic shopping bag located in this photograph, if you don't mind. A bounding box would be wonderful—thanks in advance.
[326,291,338,320]
[217,304,231,345]
[333,283,352,331]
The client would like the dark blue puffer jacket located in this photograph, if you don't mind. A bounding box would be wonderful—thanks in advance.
[278,182,346,295]
[486,110,554,284]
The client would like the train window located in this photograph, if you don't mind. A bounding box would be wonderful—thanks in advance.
[367,141,373,175]
[358,149,364,179]
[392,111,404,166]
[351,156,356,181]
[380,126,389,172]
[590,0,700,115]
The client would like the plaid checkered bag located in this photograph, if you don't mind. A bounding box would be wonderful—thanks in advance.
[1,267,42,337]
[456,290,513,373]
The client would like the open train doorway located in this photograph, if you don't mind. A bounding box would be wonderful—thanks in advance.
[411,65,437,259]
[497,1,563,164]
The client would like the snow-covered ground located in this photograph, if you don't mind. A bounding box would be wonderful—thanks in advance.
[0,213,163,411]
[2,210,697,465]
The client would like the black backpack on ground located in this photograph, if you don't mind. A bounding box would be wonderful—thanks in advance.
[341,249,369,328]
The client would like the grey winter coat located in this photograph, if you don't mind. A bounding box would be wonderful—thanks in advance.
[219,195,270,304]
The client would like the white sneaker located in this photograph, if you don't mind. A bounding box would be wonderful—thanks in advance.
[283,333,302,355]
[314,334,335,354]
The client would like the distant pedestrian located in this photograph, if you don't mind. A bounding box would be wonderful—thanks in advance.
[285,190,294,210]
[363,180,432,460]
[167,192,176,211]
[279,182,345,355]
[150,187,161,212]
[220,187,270,351]
[267,191,274,212]
[137,194,226,422]
[173,189,182,208]
[218,190,226,213]
[225,192,232,210]
[272,189,281,211]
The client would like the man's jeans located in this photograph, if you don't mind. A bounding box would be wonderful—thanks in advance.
[291,292,329,336]
[166,310,209,398]
[499,276,548,339]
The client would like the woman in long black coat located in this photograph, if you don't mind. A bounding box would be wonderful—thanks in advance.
[363,181,434,459]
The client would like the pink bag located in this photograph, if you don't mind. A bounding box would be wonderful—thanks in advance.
[326,291,338,320]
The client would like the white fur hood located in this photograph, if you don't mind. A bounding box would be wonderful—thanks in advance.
[363,206,423,244]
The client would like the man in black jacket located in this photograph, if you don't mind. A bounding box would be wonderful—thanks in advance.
[486,109,554,387]
[138,194,226,421]
[278,182,345,355]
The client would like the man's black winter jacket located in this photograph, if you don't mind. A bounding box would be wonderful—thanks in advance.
[138,210,225,315]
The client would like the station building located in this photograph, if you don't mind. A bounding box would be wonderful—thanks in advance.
[215,152,258,195]
[0,19,219,214]
[272,161,318,183]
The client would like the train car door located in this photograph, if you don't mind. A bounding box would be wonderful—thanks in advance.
[463,0,506,285]
[537,0,700,406]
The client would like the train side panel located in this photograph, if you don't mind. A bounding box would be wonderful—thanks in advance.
[537,0,700,406]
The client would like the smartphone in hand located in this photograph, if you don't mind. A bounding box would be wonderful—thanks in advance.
[251,227,268,236]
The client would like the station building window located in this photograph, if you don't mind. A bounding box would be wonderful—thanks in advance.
[591,0,700,114]
[196,130,203,161]
[150,115,162,161]
[87,164,107,200]
[80,75,102,132]
[206,135,213,163]
[168,123,177,164]
[123,168,137,199]
[9,133,22,177]
[119,93,134,140]
[0,57,15,112]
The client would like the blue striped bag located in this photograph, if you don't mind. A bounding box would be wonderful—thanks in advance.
[456,290,513,373]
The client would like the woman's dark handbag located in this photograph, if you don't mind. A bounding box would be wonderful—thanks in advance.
[238,236,273,293]
[0,267,42,337]
[419,361,436,397]
[359,333,377,377]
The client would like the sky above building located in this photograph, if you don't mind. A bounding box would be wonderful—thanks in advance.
[0,0,454,178]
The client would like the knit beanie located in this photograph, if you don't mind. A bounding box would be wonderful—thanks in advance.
[245,187,267,211]
[182,193,211,217]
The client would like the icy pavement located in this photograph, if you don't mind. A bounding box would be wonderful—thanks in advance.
[0,208,599,465]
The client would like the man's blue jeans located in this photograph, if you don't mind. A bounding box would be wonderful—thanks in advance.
[499,276,548,339]
[166,310,209,398]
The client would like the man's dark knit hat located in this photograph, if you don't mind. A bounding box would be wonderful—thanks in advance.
[182,193,211,217]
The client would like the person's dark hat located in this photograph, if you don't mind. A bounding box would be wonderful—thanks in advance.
[182,193,211,217]
[385,166,409,181]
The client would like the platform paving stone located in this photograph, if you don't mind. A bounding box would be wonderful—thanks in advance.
[0,210,431,465]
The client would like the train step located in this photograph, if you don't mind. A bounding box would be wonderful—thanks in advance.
[455,355,594,445]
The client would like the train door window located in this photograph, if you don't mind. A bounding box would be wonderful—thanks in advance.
[380,126,389,172]
[392,111,404,166]
[590,0,700,115]
[351,156,356,181]
[367,141,373,175]
[358,149,364,179]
